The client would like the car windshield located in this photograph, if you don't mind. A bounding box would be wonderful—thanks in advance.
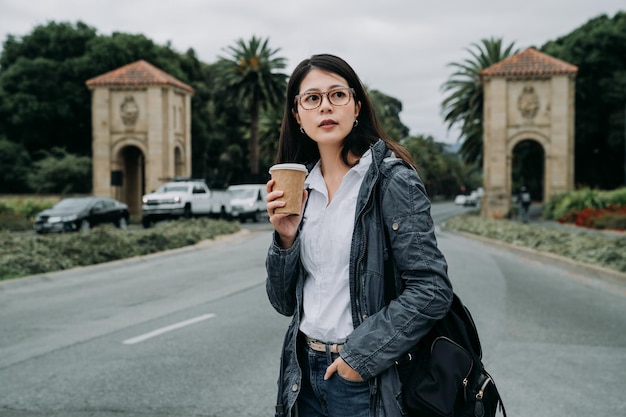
[230,189,256,199]
[159,185,189,193]
[53,198,92,210]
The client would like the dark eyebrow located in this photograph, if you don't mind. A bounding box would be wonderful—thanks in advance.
[301,85,348,94]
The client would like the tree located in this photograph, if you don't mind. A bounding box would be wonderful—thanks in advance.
[541,11,626,189]
[0,21,215,191]
[403,135,479,198]
[214,36,287,179]
[0,21,99,156]
[27,147,91,194]
[440,38,518,166]
[369,89,410,140]
[0,138,31,193]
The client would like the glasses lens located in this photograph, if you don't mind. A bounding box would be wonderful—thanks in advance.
[300,93,321,110]
[328,88,351,106]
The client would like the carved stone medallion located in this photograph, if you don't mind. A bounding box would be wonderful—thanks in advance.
[120,96,139,126]
[517,85,540,120]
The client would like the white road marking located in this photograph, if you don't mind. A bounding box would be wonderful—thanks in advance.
[123,313,216,345]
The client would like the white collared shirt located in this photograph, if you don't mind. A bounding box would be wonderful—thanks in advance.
[299,150,372,343]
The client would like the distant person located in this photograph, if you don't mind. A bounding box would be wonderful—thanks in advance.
[518,186,531,223]
[264,54,453,417]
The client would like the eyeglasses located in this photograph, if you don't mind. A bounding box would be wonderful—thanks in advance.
[294,87,355,110]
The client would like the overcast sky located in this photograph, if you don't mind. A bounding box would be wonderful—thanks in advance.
[0,1,623,144]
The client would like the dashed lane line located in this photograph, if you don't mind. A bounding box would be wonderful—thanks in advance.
[123,313,216,345]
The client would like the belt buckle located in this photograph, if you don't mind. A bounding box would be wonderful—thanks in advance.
[306,336,343,354]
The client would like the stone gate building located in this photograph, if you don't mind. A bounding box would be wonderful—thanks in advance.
[479,48,578,218]
[85,60,194,215]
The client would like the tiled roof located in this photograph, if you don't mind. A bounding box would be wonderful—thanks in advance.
[480,48,578,78]
[85,60,194,93]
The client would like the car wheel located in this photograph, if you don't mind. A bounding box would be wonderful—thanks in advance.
[142,217,152,229]
[183,204,192,219]
[253,210,262,223]
[80,219,91,232]
[118,217,128,230]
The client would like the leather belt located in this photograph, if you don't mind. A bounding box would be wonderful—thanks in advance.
[304,335,344,354]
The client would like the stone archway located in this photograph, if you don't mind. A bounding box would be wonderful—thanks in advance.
[110,144,145,215]
[86,60,194,215]
[511,139,545,202]
[480,48,578,218]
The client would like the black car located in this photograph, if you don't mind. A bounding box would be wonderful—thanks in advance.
[34,197,130,233]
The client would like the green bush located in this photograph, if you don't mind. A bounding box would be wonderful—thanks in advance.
[0,197,59,231]
[27,148,92,194]
[0,218,240,280]
[543,187,626,221]
[0,213,33,231]
[602,188,626,206]
[592,212,626,230]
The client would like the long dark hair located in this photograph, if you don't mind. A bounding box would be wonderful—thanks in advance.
[275,54,414,167]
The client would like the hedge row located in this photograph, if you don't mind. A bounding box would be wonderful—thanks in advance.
[444,213,626,273]
[0,196,61,232]
[0,218,240,280]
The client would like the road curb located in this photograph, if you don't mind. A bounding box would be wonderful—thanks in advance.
[441,226,626,285]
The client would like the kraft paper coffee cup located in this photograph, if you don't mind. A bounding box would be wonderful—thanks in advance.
[269,163,308,215]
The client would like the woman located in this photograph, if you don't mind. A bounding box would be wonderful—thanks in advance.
[265,54,453,417]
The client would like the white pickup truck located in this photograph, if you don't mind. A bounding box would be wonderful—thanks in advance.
[141,180,231,228]
[227,184,268,223]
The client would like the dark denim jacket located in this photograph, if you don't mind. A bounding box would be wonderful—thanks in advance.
[266,139,453,417]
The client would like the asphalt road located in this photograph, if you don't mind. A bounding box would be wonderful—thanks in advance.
[1,202,624,416]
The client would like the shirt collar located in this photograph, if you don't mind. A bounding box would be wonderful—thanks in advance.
[304,150,372,191]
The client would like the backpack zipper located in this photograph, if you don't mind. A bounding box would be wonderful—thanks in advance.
[476,374,492,400]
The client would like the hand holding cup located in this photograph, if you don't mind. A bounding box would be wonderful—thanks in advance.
[266,163,308,248]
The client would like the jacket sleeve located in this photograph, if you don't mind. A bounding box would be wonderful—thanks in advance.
[265,232,302,317]
[340,165,454,380]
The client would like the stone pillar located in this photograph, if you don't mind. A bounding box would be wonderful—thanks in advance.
[91,88,112,198]
[482,78,510,218]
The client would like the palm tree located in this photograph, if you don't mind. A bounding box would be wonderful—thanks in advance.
[214,36,287,178]
[441,38,518,165]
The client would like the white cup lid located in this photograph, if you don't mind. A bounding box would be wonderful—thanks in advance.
[269,163,308,174]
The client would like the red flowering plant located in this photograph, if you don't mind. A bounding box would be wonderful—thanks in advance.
[573,204,626,231]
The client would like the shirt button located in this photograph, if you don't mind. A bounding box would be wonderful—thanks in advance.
[362,314,368,320]
[392,222,399,230]
[291,384,298,392]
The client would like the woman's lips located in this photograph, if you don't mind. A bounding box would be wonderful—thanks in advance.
[319,119,337,127]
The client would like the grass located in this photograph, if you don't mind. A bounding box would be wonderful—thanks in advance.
[444,212,626,274]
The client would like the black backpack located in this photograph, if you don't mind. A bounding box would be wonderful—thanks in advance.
[394,294,507,417]
[378,159,506,417]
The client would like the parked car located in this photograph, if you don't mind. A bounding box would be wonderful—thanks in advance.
[228,184,268,222]
[454,194,467,205]
[454,190,481,207]
[464,191,480,206]
[34,197,130,233]
[141,179,231,228]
